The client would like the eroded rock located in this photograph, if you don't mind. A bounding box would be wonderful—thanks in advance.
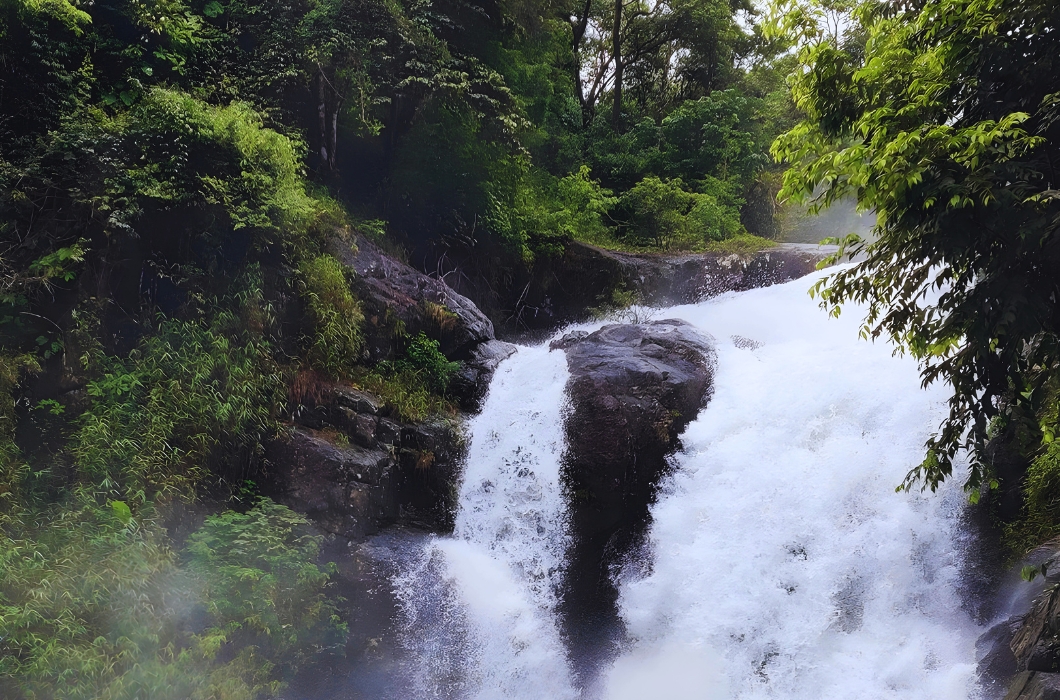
[603,242,834,308]
[552,319,716,680]
[1004,671,1060,700]
[434,239,834,336]
[330,235,516,411]
[330,235,490,356]
[448,339,518,412]
[980,617,1022,695]
[981,538,1060,699]
[264,381,464,540]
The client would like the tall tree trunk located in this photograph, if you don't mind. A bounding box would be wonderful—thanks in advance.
[317,69,341,172]
[329,102,339,171]
[318,71,330,168]
[611,0,623,131]
[571,0,593,125]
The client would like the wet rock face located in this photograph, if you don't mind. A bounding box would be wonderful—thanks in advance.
[978,617,1022,695]
[448,339,518,413]
[1001,583,1060,699]
[263,382,464,540]
[980,540,1060,699]
[332,235,489,355]
[1004,670,1060,700]
[552,319,716,678]
[604,243,833,308]
[330,235,516,412]
[432,239,832,337]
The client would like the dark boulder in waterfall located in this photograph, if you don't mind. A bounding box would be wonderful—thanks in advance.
[330,234,516,411]
[551,319,716,679]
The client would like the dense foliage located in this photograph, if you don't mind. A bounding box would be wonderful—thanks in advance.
[0,499,342,700]
[0,0,805,691]
[770,0,1060,520]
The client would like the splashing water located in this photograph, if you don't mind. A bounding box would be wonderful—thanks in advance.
[394,270,982,700]
[394,344,578,700]
[604,277,981,700]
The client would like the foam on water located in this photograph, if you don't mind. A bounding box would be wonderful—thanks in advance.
[394,269,982,700]
[605,274,981,699]
[394,343,578,699]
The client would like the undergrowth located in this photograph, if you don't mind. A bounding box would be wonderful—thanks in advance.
[0,288,338,698]
[1007,441,1060,550]
[353,333,459,422]
[74,311,283,507]
[297,254,365,376]
[0,498,343,700]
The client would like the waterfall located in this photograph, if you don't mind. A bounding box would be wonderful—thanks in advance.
[601,278,981,699]
[393,270,982,699]
[394,344,579,700]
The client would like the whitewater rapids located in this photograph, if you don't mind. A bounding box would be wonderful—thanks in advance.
[392,269,983,700]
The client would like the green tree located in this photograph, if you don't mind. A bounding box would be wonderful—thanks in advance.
[615,176,695,248]
[770,0,1060,494]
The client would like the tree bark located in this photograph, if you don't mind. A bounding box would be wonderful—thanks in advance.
[611,0,623,131]
[318,72,329,167]
[570,0,594,124]
[329,101,339,171]
[317,68,342,172]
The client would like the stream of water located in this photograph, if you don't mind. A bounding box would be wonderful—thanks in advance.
[391,270,983,699]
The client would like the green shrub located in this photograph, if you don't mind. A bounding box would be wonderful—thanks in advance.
[613,175,748,251]
[185,500,346,676]
[75,312,283,506]
[548,166,617,246]
[480,158,617,260]
[355,368,452,423]
[297,254,365,376]
[0,499,343,700]
[354,332,459,422]
[1006,441,1060,551]
[617,176,698,249]
[999,379,1060,554]
[0,502,182,700]
[118,88,319,240]
[393,332,459,395]
[687,176,747,242]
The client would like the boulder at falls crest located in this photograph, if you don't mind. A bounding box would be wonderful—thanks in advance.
[551,319,716,679]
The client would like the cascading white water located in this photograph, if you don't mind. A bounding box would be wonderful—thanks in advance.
[394,344,579,700]
[394,269,983,700]
[601,276,982,700]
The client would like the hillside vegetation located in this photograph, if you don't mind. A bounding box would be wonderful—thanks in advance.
[0,0,800,693]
